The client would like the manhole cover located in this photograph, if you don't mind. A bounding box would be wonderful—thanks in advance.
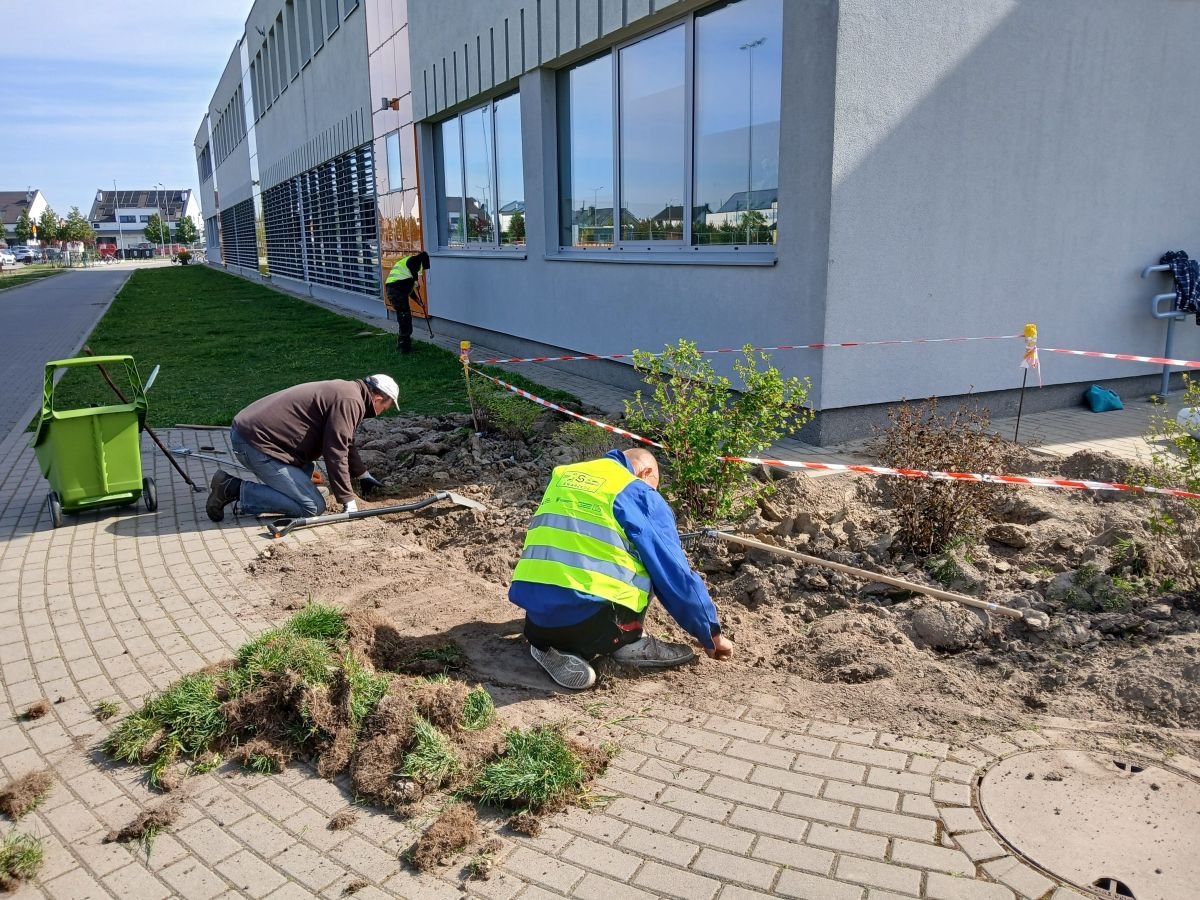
[978,749,1200,900]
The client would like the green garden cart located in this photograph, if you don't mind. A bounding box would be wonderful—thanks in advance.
[32,355,157,528]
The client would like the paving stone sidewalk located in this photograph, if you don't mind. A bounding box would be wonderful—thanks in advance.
[1,289,1195,897]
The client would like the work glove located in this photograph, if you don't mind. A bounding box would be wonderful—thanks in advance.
[344,500,358,514]
[359,472,386,497]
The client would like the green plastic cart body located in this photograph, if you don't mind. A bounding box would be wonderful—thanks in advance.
[32,356,150,514]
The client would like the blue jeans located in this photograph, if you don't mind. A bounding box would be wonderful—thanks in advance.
[230,427,326,518]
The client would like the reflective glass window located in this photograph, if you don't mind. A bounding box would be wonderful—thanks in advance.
[557,55,613,247]
[462,105,496,244]
[437,117,465,247]
[494,94,525,246]
[386,131,403,192]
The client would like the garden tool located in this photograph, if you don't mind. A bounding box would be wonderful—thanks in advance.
[266,490,485,538]
[703,530,1050,629]
[170,447,252,472]
[84,347,205,493]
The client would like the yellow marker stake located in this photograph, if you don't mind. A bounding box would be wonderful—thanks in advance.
[460,341,480,432]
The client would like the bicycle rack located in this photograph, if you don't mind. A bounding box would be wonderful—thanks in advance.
[1142,262,1185,396]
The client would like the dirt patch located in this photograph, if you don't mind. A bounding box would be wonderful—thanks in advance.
[328,808,359,831]
[0,770,53,820]
[104,794,184,846]
[20,700,49,721]
[407,802,481,871]
[248,413,1200,757]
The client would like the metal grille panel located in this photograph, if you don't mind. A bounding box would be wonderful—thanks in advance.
[220,198,259,270]
[262,144,380,297]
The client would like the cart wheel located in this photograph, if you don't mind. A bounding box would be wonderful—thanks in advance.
[47,492,63,529]
[142,477,158,512]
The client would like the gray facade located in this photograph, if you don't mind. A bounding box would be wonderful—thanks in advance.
[407,0,1200,440]
[195,0,383,316]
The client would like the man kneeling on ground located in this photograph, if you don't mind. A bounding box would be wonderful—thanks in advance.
[509,448,733,689]
[205,374,398,522]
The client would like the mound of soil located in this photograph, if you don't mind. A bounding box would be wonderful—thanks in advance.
[249,414,1200,758]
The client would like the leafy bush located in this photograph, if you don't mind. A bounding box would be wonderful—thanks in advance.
[869,397,1011,555]
[1141,375,1200,532]
[623,340,811,524]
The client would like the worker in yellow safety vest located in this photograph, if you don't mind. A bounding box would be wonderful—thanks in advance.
[509,448,733,690]
[385,251,430,354]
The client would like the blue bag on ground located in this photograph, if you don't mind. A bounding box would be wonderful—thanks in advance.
[1084,384,1123,412]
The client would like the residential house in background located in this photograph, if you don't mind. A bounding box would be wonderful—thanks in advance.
[88,189,202,255]
[197,0,1200,442]
[0,190,50,245]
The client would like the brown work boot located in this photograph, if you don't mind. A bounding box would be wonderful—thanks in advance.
[205,471,242,522]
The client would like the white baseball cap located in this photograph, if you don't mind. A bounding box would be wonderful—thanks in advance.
[366,374,400,408]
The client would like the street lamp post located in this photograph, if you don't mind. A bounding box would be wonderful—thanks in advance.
[155,183,166,257]
[113,179,124,260]
[740,37,765,245]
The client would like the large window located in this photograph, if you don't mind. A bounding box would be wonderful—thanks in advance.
[436,93,525,249]
[557,0,781,252]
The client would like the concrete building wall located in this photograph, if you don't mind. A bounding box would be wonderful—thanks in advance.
[822,0,1200,412]
[408,0,838,398]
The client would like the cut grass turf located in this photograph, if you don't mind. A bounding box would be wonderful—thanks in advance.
[466,726,588,812]
[0,831,44,890]
[48,266,578,427]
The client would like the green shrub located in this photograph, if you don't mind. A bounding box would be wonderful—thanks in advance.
[623,340,811,524]
[1140,375,1200,537]
[868,397,1011,555]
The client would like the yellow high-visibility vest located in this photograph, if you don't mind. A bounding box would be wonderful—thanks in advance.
[386,255,420,284]
[511,458,651,612]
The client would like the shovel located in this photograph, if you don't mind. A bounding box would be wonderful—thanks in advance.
[266,490,485,538]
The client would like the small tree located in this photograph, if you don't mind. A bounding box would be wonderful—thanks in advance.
[174,216,199,246]
[37,207,61,244]
[14,209,33,242]
[143,213,171,246]
[624,340,811,524]
[0,219,8,245]
[505,211,525,243]
[61,207,95,246]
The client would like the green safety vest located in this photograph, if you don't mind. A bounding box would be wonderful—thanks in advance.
[511,458,652,613]
[386,254,421,284]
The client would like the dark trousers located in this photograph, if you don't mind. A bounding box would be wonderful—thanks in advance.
[524,603,646,659]
[386,279,414,350]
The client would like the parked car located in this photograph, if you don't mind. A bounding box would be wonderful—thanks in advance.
[0,249,15,268]
[11,247,35,263]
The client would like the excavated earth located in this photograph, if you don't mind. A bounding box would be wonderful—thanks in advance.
[247,414,1200,758]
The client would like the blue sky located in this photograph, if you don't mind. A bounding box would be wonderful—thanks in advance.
[0,1,249,217]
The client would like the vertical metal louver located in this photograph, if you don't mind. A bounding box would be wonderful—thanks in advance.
[262,144,380,297]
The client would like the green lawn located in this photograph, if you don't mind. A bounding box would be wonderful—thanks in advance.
[50,266,576,428]
[0,265,62,291]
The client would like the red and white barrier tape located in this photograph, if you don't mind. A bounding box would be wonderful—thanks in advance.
[466,367,1200,502]
[467,367,663,448]
[476,334,1024,365]
[723,456,1200,501]
[1040,347,1200,370]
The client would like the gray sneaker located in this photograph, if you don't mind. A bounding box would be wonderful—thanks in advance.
[530,645,596,690]
[610,636,696,669]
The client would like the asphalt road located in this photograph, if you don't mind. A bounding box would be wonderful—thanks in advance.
[0,267,130,441]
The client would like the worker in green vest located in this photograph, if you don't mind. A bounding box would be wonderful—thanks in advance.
[385,251,430,353]
[509,447,733,689]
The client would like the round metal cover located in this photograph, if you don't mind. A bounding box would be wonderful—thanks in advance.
[979,749,1200,900]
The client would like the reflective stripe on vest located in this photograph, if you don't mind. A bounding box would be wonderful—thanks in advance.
[512,458,651,612]
[386,255,414,283]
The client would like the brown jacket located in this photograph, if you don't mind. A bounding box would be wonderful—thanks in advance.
[232,380,375,503]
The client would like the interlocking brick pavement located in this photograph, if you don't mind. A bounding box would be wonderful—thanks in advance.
[1,274,1195,898]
